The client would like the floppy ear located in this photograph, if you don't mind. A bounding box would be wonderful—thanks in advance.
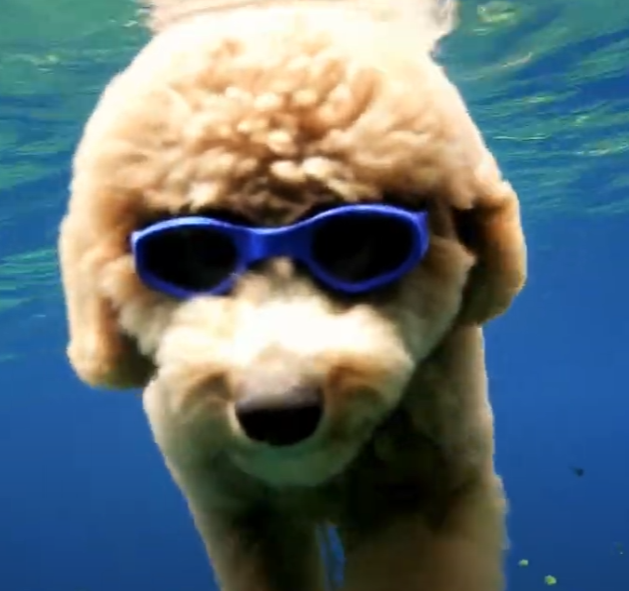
[58,214,154,390]
[454,175,527,326]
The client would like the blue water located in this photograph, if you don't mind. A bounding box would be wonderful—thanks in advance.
[1,1,628,590]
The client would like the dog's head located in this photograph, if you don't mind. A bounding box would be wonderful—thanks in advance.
[58,0,525,488]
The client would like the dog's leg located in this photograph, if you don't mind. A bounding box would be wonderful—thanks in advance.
[184,501,327,591]
[338,478,506,591]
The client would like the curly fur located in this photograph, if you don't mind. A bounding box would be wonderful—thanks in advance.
[58,1,526,590]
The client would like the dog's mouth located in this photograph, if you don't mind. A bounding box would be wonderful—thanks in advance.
[229,438,360,488]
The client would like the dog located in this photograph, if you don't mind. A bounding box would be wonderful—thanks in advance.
[57,0,527,590]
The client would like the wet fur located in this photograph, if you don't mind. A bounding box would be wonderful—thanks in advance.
[58,1,526,590]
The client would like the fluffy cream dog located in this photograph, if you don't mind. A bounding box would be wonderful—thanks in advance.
[58,0,526,590]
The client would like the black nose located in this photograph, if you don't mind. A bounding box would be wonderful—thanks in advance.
[234,386,324,447]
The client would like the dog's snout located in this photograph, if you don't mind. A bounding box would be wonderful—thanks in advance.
[234,386,323,447]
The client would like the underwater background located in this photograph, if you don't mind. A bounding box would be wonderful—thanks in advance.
[1,0,628,589]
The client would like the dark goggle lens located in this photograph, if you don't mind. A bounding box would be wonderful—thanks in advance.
[139,226,238,292]
[310,213,415,284]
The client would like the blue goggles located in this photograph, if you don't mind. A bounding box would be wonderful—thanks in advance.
[131,203,430,299]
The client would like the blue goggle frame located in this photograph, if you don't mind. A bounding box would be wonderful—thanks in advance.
[131,203,430,299]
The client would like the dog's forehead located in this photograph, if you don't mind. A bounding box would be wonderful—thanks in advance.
[188,176,375,227]
[144,158,421,227]
[147,157,388,227]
